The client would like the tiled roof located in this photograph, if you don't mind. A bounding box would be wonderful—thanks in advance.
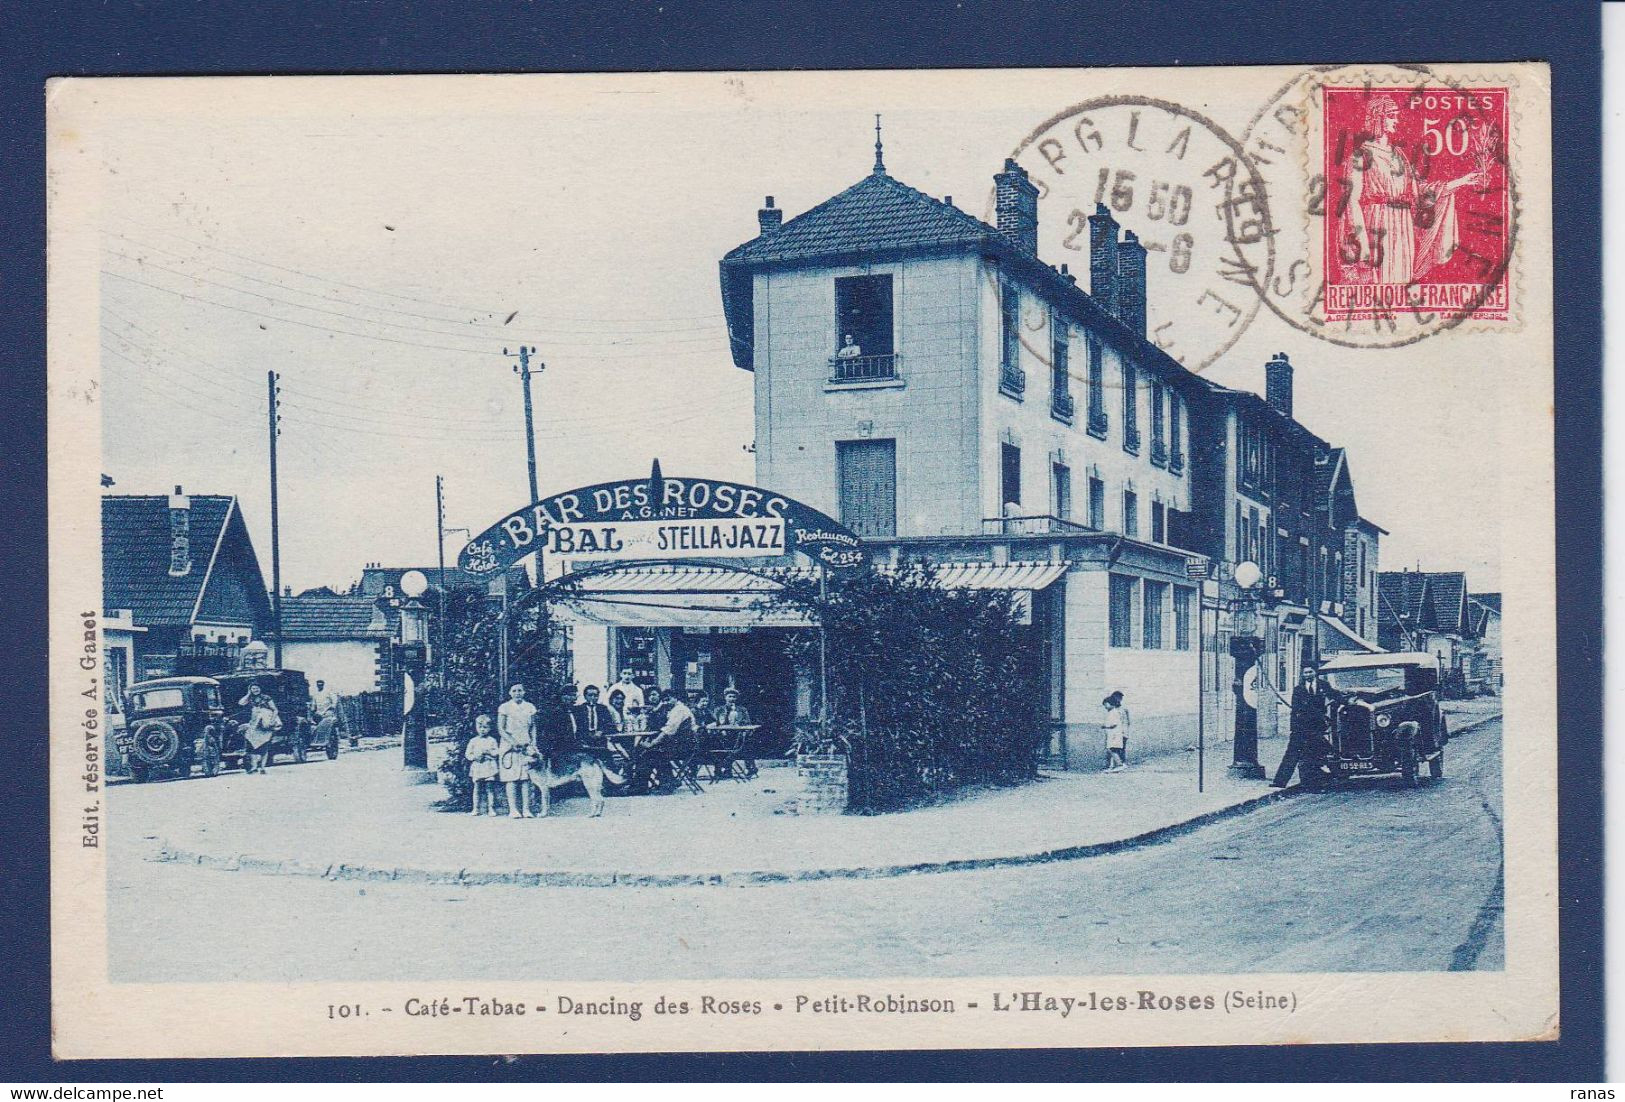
[723,170,995,267]
[279,596,389,641]
[1425,571,1468,634]
[103,495,236,626]
[1377,571,1429,629]
[1315,447,1345,496]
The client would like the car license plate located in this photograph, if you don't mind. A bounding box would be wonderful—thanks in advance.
[1339,760,1375,772]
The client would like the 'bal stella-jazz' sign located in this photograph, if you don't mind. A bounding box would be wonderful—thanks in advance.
[458,461,867,576]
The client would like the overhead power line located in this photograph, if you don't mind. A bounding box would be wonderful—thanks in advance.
[115,220,731,325]
[107,230,727,337]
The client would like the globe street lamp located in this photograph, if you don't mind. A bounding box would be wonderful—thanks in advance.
[1228,559,1268,780]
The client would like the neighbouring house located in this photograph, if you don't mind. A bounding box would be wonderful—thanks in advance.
[1468,592,1503,692]
[102,487,274,684]
[278,596,394,697]
[1377,569,1483,695]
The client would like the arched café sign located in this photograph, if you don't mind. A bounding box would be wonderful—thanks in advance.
[458,461,866,575]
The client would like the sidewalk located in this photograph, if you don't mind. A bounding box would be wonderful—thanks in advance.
[130,710,1500,888]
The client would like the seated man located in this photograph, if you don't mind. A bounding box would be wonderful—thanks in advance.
[636,686,697,793]
[710,687,754,779]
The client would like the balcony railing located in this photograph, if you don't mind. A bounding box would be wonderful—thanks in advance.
[1123,426,1142,455]
[1087,407,1109,438]
[1169,450,1186,475]
[982,514,1096,536]
[1151,438,1168,466]
[1051,391,1076,422]
[999,363,1027,397]
[828,353,899,383]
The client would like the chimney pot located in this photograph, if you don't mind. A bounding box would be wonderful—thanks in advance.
[757,195,783,236]
[993,158,1039,255]
[167,487,192,577]
[1114,229,1148,336]
[1088,205,1121,315]
[1266,352,1295,419]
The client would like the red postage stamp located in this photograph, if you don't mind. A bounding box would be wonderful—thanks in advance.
[1321,85,1511,322]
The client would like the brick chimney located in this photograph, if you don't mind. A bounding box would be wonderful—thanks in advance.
[1116,230,1147,336]
[757,195,782,236]
[1266,352,1294,418]
[1088,204,1119,316]
[994,158,1039,255]
[167,484,191,577]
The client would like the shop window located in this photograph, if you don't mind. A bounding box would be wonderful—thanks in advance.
[834,275,893,357]
[837,438,896,537]
[1109,574,1137,648]
[1001,442,1022,509]
[1123,489,1139,538]
[1173,587,1194,650]
[1142,580,1167,649]
[1052,461,1072,521]
[1088,476,1105,529]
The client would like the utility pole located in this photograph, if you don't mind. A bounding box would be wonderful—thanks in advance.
[435,475,447,692]
[504,345,542,502]
[267,370,283,668]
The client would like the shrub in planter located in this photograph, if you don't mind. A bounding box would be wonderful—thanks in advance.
[768,561,1045,813]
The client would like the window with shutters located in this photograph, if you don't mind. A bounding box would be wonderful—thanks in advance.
[1151,500,1166,544]
[1001,442,1022,509]
[1150,381,1167,465]
[1123,489,1139,538]
[1109,574,1137,648]
[1052,461,1072,521]
[1088,476,1105,529]
[1142,580,1167,649]
[1173,587,1194,650]
[1121,361,1140,453]
[836,439,896,538]
[1086,337,1108,437]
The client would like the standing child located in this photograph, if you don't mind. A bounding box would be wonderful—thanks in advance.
[464,715,500,815]
[1102,691,1131,772]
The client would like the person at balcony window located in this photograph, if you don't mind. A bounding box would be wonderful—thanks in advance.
[1101,691,1131,772]
[1271,665,1328,788]
[836,333,862,359]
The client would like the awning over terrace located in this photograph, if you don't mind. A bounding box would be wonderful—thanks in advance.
[545,561,1070,630]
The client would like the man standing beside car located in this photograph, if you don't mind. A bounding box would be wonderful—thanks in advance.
[1272,665,1327,788]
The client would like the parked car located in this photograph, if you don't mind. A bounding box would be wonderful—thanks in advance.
[216,669,332,764]
[1311,651,1449,788]
[115,676,228,782]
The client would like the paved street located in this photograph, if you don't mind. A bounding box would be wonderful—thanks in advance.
[106,716,1503,982]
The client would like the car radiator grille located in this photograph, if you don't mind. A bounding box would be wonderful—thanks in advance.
[1336,704,1374,757]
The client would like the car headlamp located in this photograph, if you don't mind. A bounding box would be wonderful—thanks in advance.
[1375,713,1393,729]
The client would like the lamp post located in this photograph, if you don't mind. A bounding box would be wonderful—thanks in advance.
[1228,559,1268,780]
[396,570,432,780]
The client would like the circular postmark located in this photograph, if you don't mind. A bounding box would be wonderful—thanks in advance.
[1241,63,1519,348]
[997,96,1275,373]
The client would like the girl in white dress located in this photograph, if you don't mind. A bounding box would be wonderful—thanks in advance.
[1101,691,1131,773]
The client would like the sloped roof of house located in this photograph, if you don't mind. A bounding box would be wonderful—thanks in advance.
[1470,592,1501,615]
[1377,571,1429,629]
[279,596,390,641]
[723,171,994,267]
[1425,571,1469,635]
[103,494,268,628]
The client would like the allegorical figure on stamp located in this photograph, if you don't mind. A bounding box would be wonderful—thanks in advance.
[1343,96,1492,287]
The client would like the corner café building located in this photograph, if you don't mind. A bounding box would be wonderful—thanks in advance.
[457,465,1073,754]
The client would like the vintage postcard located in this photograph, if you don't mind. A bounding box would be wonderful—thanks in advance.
[47,65,1556,1058]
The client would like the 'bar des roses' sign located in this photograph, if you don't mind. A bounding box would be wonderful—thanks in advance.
[458,461,866,575]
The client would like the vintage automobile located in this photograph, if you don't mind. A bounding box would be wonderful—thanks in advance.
[115,676,228,782]
[215,669,331,765]
[1309,651,1449,788]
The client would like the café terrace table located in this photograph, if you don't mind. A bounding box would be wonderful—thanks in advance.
[699,724,760,783]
